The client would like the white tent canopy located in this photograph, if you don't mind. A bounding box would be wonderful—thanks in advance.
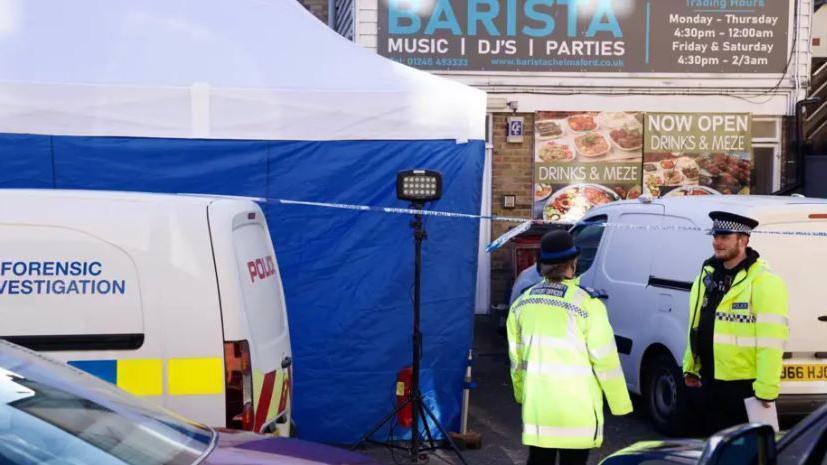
[0,0,485,141]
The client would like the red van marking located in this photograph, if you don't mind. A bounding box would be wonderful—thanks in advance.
[254,371,277,432]
[247,255,276,283]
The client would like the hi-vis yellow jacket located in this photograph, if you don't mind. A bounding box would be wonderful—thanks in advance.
[682,258,789,400]
[507,278,632,449]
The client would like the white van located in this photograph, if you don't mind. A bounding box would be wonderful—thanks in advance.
[0,189,292,436]
[572,195,827,434]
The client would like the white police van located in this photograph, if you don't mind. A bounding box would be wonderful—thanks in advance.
[0,190,293,436]
[571,195,827,435]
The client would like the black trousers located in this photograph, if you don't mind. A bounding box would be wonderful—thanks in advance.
[527,446,589,465]
[701,379,755,434]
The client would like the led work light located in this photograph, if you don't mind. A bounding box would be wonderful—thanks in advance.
[353,168,467,465]
[396,170,443,203]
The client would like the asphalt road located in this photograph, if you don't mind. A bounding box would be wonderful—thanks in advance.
[359,315,668,465]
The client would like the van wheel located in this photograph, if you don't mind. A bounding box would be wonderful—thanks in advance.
[644,352,690,436]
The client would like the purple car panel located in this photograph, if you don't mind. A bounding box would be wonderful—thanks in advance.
[204,430,378,465]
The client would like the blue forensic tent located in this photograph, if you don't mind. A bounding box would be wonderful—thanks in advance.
[0,0,487,443]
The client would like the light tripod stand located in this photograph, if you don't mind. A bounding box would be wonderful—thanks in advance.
[351,171,468,465]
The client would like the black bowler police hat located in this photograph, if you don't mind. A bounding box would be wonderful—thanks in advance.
[538,230,580,265]
[707,211,759,236]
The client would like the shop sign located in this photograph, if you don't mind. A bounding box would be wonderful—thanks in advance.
[643,112,752,197]
[507,116,525,143]
[378,0,790,75]
[533,111,643,222]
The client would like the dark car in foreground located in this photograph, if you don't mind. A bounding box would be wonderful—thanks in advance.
[0,339,376,465]
[600,402,827,465]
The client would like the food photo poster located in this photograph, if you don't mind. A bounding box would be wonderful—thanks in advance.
[643,113,753,198]
[533,111,643,222]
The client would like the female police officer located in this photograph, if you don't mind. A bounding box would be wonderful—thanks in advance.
[508,230,632,465]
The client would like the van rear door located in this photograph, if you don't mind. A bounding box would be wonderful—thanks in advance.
[208,200,291,435]
[752,215,827,395]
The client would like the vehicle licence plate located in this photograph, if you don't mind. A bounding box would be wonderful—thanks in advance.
[781,364,827,381]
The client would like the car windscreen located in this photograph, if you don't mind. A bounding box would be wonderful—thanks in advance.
[0,344,213,465]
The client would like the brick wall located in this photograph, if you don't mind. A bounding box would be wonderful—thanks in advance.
[490,113,535,305]
[297,0,328,24]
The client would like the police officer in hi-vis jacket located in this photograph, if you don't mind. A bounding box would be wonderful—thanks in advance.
[508,230,632,465]
[683,211,789,432]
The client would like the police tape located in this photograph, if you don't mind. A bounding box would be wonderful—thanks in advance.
[251,197,827,240]
[263,198,528,223]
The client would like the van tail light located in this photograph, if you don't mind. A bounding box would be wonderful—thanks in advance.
[224,340,254,431]
[809,214,827,219]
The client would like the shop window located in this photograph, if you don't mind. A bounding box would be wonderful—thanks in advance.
[752,146,778,194]
[752,118,781,141]
[751,117,782,193]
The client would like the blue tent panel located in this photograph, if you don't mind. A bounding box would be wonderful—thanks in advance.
[0,133,484,444]
[263,139,482,442]
[52,137,269,196]
[0,134,53,187]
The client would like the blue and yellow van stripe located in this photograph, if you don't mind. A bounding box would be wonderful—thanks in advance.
[69,357,223,396]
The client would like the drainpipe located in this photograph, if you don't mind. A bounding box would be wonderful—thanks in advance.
[796,97,823,192]
[328,0,336,29]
